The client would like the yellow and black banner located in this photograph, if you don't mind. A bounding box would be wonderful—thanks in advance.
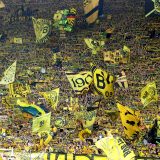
[32,17,51,43]
[140,82,158,107]
[66,71,92,94]
[92,66,114,99]
[117,103,141,139]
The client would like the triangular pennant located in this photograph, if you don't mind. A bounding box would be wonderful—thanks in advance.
[0,61,17,85]
[32,17,51,43]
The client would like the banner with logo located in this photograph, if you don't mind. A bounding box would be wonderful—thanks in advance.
[32,112,51,133]
[40,88,59,110]
[0,61,17,85]
[140,82,158,107]
[92,66,114,99]
[32,17,51,43]
[66,71,92,94]
[117,103,141,139]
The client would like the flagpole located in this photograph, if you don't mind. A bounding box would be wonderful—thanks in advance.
[145,9,156,17]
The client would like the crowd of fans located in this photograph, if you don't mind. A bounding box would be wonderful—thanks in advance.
[0,0,160,158]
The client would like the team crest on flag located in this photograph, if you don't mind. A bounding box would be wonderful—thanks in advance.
[32,112,51,133]
[0,61,17,85]
[92,66,114,99]
[66,71,92,94]
[84,0,100,24]
[84,38,105,54]
[117,103,141,139]
[145,0,160,17]
[40,88,59,110]
[32,17,51,43]
[115,71,128,89]
[140,82,158,107]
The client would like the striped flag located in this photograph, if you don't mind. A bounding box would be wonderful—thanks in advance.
[84,0,103,24]
[115,71,128,89]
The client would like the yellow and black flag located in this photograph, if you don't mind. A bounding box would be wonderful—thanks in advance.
[32,17,51,43]
[40,88,59,110]
[117,103,141,139]
[66,71,92,94]
[84,0,103,24]
[32,112,51,133]
[140,82,158,107]
[0,1,5,8]
[115,71,128,89]
[92,66,114,99]
[0,61,17,85]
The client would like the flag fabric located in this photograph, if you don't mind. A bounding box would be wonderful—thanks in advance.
[92,66,114,99]
[0,1,5,8]
[117,103,141,139]
[95,136,135,160]
[115,71,128,89]
[32,112,51,133]
[13,38,23,44]
[66,71,92,94]
[40,88,59,110]
[145,0,160,17]
[17,99,46,116]
[32,17,51,43]
[75,110,97,130]
[140,82,158,107]
[0,61,17,85]
[84,0,101,24]
[84,38,105,54]
[53,8,76,32]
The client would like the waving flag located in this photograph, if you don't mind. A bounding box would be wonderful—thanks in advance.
[115,71,128,89]
[40,88,59,110]
[66,71,92,94]
[0,1,5,8]
[32,112,51,133]
[92,66,114,99]
[84,0,103,24]
[96,137,135,160]
[17,99,45,116]
[140,82,158,107]
[32,17,51,43]
[0,61,17,85]
[117,103,141,139]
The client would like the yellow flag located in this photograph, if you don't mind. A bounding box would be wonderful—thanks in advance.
[66,71,92,94]
[32,112,51,133]
[95,137,135,160]
[92,66,114,99]
[32,17,51,43]
[76,110,97,129]
[40,88,59,110]
[140,82,158,107]
[0,1,5,8]
[0,61,17,85]
[117,103,141,139]
[84,38,105,54]
[13,38,23,44]
[84,0,99,24]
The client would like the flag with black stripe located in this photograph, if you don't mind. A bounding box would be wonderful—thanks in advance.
[115,71,128,89]
[84,0,103,24]
[145,0,160,17]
